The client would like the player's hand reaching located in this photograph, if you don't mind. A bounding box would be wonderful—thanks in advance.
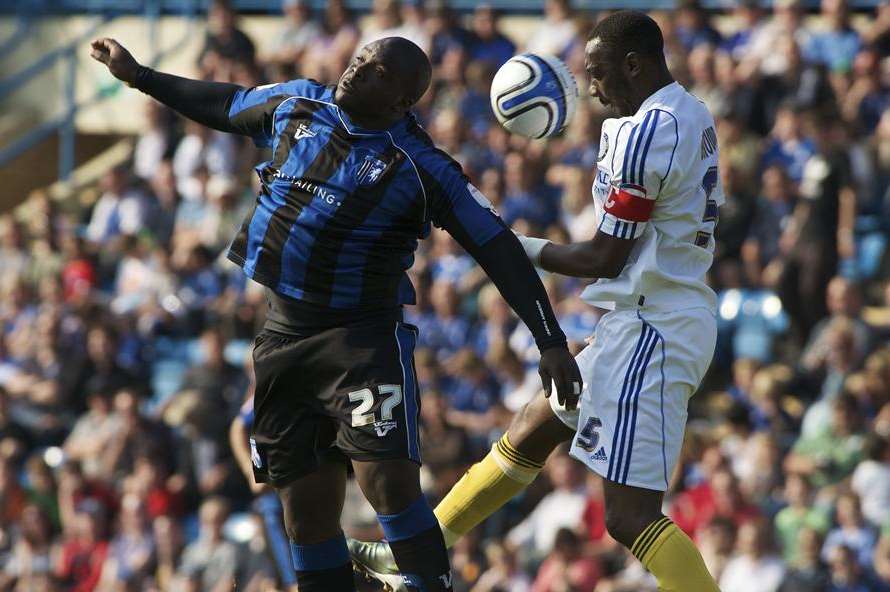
[538,346,583,411]
[90,38,141,87]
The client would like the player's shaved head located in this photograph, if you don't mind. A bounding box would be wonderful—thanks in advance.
[589,10,665,63]
[335,37,432,128]
[373,37,432,104]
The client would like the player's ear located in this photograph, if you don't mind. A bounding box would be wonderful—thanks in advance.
[624,51,641,77]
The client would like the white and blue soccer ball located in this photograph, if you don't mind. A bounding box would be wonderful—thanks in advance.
[490,53,579,139]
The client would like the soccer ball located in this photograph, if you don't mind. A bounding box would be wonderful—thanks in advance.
[490,53,579,139]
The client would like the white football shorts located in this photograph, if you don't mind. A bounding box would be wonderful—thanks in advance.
[550,306,717,491]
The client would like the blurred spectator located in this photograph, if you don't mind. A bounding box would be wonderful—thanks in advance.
[742,165,796,284]
[821,492,878,568]
[0,504,54,590]
[801,277,872,377]
[263,0,321,79]
[805,0,861,75]
[134,101,177,181]
[771,113,856,340]
[301,0,358,83]
[774,473,831,564]
[826,543,878,591]
[85,166,152,246]
[472,541,532,592]
[507,450,587,562]
[525,0,576,58]
[175,497,239,591]
[675,0,722,51]
[787,394,865,487]
[99,493,155,588]
[55,501,109,592]
[850,434,890,528]
[720,518,786,592]
[531,528,601,592]
[198,0,256,77]
[469,5,515,69]
[779,527,831,592]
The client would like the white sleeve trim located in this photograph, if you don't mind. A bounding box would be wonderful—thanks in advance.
[598,212,647,239]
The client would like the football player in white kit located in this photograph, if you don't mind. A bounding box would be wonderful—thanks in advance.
[351,11,722,591]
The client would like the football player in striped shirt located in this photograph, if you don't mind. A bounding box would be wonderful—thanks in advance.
[91,35,582,592]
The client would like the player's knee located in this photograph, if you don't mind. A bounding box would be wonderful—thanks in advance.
[506,396,572,463]
[604,502,662,549]
[354,459,423,515]
[604,505,642,548]
[278,485,342,543]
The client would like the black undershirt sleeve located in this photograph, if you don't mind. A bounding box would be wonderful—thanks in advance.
[133,66,245,135]
[441,212,568,352]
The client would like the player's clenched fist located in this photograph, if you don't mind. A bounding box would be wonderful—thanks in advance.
[90,38,141,87]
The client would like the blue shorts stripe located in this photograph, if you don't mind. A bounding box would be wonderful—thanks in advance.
[607,324,649,481]
[612,326,657,482]
[396,322,421,463]
[637,110,660,185]
[621,331,660,484]
[658,336,668,488]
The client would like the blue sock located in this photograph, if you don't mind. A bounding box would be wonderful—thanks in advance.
[377,497,453,591]
[290,534,354,591]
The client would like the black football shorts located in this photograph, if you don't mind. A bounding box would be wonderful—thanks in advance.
[249,321,422,487]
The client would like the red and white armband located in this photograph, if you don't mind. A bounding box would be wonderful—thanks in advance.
[599,183,655,240]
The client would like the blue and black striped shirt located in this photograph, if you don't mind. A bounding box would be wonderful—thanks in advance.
[134,69,565,349]
[225,79,505,309]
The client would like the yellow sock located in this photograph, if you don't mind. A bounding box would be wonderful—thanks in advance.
[433,435,543,547]
[631,517,721,592]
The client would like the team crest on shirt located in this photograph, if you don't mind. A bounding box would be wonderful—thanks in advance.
[597,132,609,162]
[356,155,390,187]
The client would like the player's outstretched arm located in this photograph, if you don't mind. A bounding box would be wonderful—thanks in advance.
[90,38,247,135]
[518,231,636,280]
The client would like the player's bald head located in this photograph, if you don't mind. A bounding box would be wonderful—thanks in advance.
[369,37,432,105]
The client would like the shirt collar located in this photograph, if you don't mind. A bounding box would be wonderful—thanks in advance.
[331,99,414,137]
[635,81,680,116]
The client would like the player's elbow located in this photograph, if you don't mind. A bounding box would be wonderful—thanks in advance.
[598,260,624,279]
[588,254,625,279]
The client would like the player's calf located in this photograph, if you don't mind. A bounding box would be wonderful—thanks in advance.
[354,459,453,592]
[602,479,720,592]
[277,461,355,591]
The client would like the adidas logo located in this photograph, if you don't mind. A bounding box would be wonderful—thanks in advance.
[591,446,608,462]
[294,123,317,141]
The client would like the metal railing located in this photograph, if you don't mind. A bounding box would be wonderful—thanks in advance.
[0,1,199,183]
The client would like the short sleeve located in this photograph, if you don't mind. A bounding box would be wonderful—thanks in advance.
[228,79,326,147]
[600,109,679,240]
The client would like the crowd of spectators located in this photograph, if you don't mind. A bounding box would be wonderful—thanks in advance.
[2,0,890,590]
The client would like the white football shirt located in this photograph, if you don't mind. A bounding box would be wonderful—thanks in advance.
[581,82,724,312]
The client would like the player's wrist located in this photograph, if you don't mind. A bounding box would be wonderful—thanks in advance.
[131,65,151,89]
[537,336,568,352]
